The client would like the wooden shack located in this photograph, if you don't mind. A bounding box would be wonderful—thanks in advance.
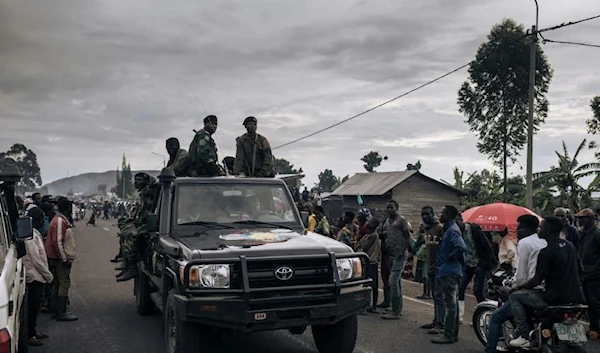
[331,171,465,227]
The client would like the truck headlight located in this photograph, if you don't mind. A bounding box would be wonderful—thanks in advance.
[336,258,363,281]
[181,264,231,288]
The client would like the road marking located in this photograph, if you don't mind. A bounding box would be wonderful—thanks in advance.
[377,288,435,308]
[400,278,477,299]
[378,269,477,299]
[103,227,110,232]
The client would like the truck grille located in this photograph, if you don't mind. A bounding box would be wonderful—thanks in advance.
[242,258,332,289]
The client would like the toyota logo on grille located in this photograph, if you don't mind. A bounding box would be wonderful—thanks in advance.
[274,266,294,281]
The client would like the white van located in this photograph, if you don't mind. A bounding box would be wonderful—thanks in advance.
[0,164,33,353]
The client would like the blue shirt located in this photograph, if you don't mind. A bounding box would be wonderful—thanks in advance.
[38,217,50,235]
[436,220,467,278]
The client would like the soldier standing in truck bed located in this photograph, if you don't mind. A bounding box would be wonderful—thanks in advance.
[165,137,190,177]
[233,116,274,177]
[188,115,224,177]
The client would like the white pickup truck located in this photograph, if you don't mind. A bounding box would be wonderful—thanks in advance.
[0,163,35,353]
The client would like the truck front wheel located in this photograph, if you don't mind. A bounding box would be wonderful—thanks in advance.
[311,315,358,353]
[164,291,202,353]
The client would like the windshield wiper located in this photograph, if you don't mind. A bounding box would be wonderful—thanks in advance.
[232,220,293,230]
[178,221,235,229]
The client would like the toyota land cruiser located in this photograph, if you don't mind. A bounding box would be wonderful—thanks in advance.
[133,168,371,353]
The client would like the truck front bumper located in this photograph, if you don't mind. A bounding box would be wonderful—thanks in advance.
[173,286,371,332]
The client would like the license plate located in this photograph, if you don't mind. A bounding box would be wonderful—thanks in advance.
[554,323,587,343]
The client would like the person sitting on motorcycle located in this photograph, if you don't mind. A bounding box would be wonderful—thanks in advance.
[508,216,586,348]
[484,214,545,353]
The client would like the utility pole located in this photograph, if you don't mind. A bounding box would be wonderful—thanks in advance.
[526,0,539,210]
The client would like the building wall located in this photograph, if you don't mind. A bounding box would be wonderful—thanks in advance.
[392,174,462,228]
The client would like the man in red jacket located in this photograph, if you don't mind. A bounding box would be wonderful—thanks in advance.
[45,198,78,321]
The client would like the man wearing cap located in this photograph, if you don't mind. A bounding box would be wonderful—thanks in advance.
[165,137,190,177]
[575,208,600,339]
[188,115,224,177]
[233,116,274,178]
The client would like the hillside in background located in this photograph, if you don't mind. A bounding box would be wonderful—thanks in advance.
[41,170,159,196]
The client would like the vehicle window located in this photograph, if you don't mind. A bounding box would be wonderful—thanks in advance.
[175,184,298,225]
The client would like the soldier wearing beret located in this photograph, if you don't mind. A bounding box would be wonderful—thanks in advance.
[188,115,224,177]
[233,116,275,177]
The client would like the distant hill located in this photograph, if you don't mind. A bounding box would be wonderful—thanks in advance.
[41,170,159,196]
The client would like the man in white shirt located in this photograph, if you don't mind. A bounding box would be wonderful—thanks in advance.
[484,215,546,353]
[24,207,54,346]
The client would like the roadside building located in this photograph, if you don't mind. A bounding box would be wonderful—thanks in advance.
[330,171,465,226]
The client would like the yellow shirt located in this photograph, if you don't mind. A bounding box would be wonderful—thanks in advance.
[307,214,317,232]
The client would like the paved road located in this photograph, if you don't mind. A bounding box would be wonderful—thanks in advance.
[31,218,599,353]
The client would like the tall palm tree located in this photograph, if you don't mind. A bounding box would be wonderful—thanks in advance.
[534,139,600,212]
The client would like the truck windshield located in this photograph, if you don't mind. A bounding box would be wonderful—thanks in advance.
[175,183,299,226]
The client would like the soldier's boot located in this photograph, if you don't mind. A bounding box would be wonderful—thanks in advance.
[116,264,139,282]
[54,296,78,322]
[377,288,391,309]
[110,254,122,263]
[116,258,130,277]
[114,262,126,271]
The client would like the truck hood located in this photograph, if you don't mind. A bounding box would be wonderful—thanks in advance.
[177,229,353,259]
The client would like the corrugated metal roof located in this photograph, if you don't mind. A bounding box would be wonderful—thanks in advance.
[332,171,418,196]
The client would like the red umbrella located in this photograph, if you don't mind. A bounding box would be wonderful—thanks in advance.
[461,201,541,232]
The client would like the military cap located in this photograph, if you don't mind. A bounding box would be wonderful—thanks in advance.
[166,137,179,144]
[243,116,257,126]
[204,115,218,124]
[134,172,150,180]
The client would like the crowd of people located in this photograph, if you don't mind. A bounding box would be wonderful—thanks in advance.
[296,198,600,347]
[16,193,78,347]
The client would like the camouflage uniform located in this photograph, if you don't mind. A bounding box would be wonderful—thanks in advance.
[188,129,221,177]
[166,148,190,177]
[121,180,157,262]
[233,133,274,177]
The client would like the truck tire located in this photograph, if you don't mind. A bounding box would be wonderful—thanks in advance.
[17,289,29,353]
[135,272,155,315]
[312,315,357,353]
[164,290,202,353]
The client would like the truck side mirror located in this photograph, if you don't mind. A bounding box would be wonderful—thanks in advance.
[16,217,34,241]
[300,211,309,228]
[147,213,159,233]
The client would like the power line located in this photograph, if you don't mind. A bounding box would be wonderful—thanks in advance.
[271,14,600,151]
[537,14,600,34]
[542,38,600,48]
[272,62,470,150]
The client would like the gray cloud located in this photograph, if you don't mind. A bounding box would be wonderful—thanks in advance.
[1,0,599,189]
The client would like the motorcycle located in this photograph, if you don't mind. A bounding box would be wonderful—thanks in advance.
[472,268,588,353]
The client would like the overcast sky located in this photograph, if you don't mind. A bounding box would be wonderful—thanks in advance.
[1,0,599,189]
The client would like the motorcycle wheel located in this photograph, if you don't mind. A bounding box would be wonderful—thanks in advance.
[473,306,495,346]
